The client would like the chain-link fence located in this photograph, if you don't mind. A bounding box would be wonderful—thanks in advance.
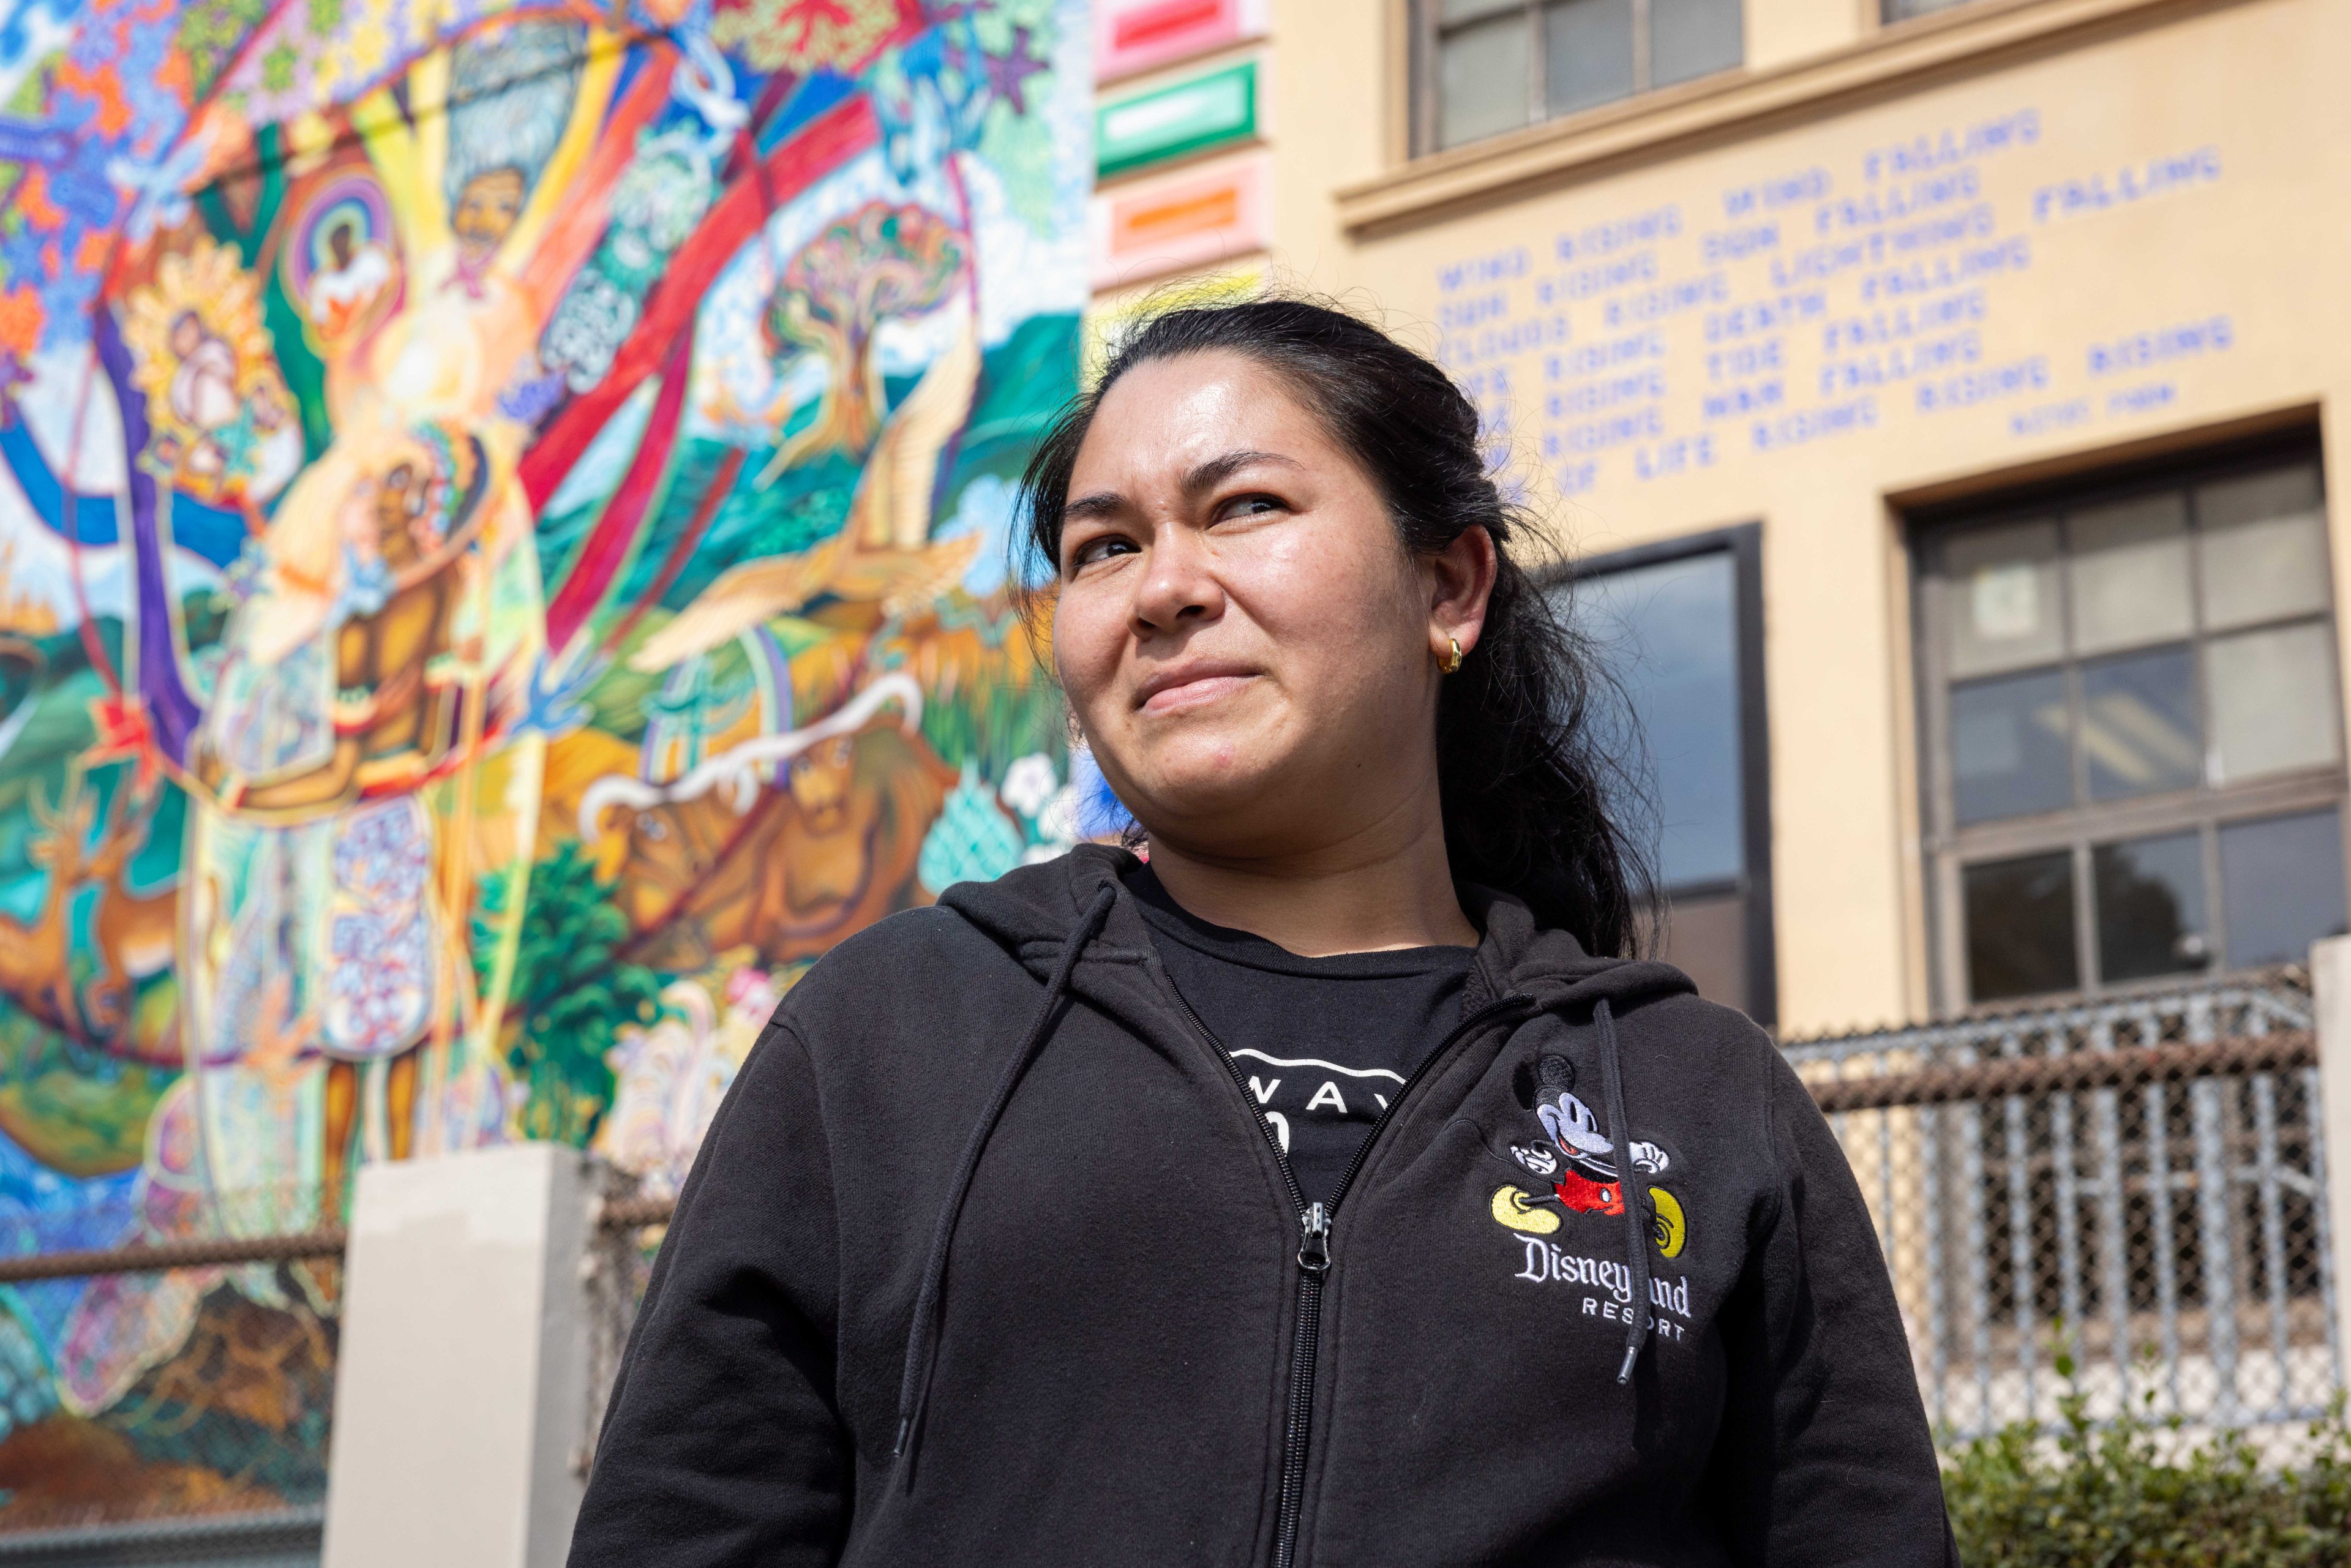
[0,1182,345,1553]
[1787,971,2335,1446]
[579,1175,666,1477]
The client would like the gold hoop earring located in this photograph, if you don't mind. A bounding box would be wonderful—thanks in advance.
[1441,636,1464,675]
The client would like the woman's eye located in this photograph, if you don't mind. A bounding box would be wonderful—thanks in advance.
[1068,535,1138,570]
[1217,493,1286,522]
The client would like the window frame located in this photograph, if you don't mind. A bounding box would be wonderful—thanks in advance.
[1908,431,2347,1012]
[1410,0,1738,157]
[1550,522,1777,1025]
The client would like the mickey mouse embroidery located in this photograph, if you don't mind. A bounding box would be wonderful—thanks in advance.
[1490,1052,1687,1258]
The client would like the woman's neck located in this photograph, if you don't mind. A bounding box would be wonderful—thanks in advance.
[1140,811,1478,957]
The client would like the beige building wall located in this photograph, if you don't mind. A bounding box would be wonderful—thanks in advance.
[1091,0,2351,1037]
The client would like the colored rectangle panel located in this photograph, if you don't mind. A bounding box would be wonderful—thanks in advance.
[1091,153,1272,291]
[1097,0,1267,83]
[1098,61,1259,179]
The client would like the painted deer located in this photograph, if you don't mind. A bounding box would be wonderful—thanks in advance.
[81,791,178,1037]
[0,774,95,1037]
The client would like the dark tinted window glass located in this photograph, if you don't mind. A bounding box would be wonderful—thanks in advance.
[1951,669,2070,823]
[2082,645,2200,801]
[1657,888,1744,1011]
[1965,850,2080,1001]
[2221,809,2349,967]
[2093,831,2209,982]
[1561,552,1742,888]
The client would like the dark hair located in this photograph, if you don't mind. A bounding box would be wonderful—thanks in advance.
[1014,297,1652,958]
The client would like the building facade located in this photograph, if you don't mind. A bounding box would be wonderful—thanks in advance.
[1088,0,2350,1036]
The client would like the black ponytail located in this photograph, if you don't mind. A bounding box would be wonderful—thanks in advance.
[1015,297,1654,959]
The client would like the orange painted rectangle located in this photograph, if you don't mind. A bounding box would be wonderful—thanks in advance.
[1118,186,1242,245]
[1092,153,1271,292]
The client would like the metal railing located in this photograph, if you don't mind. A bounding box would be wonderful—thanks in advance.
[1785,971,2334,1441]
[16,966,2339,1512]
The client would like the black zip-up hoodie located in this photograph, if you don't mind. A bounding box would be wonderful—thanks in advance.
[571,846,1958,1567]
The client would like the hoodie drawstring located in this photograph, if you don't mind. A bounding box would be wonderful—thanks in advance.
[1593,997,1651,1386]
[892,883,1118,1484]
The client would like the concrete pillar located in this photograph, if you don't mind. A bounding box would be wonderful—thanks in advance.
[322,1144,591,1568]
[2310,937,2351,1380]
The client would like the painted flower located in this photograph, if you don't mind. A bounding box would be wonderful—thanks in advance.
[998,752,1058,819]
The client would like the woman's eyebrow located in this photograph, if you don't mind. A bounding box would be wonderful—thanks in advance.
[1063,450,1301,525]
[1183,449,1299,495]
[1064,489,1127,522]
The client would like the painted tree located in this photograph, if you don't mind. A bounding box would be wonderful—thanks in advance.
[761,200,964,471]
[476,842,666,1147]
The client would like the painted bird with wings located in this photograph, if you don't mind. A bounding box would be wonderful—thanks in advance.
[628,303,988,675]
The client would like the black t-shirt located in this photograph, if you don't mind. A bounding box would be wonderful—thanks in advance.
[1123,866,1476,1206]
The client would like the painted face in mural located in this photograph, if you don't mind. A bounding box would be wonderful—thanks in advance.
[373,460,433,568]
[787,735,857,834]
[1052,350,1490,861]
[451,166,528,270]
[163,309,239,440]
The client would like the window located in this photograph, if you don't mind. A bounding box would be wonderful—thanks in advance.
[1555,525,1775,1022]
[1415,0,1742,154]
[1914,445,2348,1008]
[1883,0,1976,21]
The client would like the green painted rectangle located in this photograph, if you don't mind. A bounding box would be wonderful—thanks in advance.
[1097,61,1258,178]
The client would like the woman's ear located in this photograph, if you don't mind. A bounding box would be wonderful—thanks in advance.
[1428,525,1499,661]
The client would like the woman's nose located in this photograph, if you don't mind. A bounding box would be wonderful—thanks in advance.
[1130,528,1223,633]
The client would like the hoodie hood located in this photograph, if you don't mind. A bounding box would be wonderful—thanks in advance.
[938,842,1696,1019]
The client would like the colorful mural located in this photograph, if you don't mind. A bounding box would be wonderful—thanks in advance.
[0,0,1091,1523]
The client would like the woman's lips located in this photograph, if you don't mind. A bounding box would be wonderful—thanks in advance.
[1135,667,1258,715]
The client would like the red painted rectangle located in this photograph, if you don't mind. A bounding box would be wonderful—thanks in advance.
[1096,0,1261,82]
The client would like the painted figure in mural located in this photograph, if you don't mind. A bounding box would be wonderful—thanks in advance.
[453,170,530,282]
[165,312,239,434]
[122,241,306,505]
[303,219,396,342]
[176,13,613,1208]
[582,675,955,969]
[444,21,582,294]
[186,421,492,1191]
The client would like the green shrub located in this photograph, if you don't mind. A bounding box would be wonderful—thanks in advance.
[1943,1364,2351,1567]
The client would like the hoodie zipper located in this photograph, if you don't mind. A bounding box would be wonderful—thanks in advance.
[1169,988,1534,1568]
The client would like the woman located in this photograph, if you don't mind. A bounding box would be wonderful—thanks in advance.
[571,300,1956,1566]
